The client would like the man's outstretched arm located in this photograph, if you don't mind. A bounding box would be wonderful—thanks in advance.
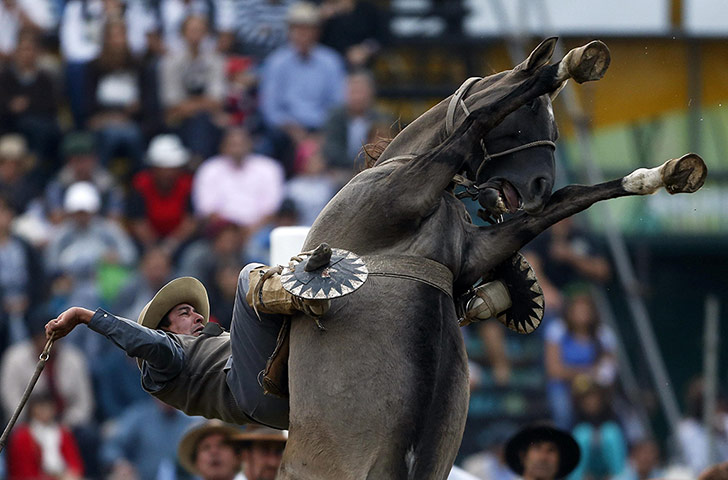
[46,307,185,391]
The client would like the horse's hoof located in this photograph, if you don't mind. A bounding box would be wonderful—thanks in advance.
[662,153,707,194]
[566,40,610,84]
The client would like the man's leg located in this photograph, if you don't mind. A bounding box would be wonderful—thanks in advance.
[227,263,290,430]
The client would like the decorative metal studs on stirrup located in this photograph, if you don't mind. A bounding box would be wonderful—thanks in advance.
[493,253,545,334]
[281,246,368,300]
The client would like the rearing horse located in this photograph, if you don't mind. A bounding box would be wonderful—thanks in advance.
[278,38,706,479]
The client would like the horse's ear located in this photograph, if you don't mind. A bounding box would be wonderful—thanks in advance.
[524,37,558,72]
[549,80,568,101]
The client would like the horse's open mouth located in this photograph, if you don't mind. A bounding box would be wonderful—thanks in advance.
[478,180,523,218]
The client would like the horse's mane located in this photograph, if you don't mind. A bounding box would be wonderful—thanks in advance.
[359,137,393,170]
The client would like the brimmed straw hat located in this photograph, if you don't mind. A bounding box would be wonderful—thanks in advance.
[178,420,242,476]
[504,424,580,479]
[137,277,209,330]
[231,425,288,445]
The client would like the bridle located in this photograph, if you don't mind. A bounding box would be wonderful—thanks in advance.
[445,77,557,205]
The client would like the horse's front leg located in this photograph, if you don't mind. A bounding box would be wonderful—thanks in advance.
[385,41,610,220]
[463,153,707,280]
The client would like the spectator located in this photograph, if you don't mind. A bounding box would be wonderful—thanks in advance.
[0,30,60,171]
[155,0,222,54]
[0,192,41,347]
[101,398,196,480]
[322,69,390,186]
[208,259,242,329]
[217,0,295,60]
[234,425,287,480]
[675,377,728,475]
[177,420,243,480]
[5,394,84,480]
[0,134,41,214]
[319,0,386,69]
[85,18,146,175]
[504,424,581,480]
[569,377,627,480]
[44,131,125,223]
[0,308,95,467]
[259,1,346,172]
[224,55,260,130]
[544,288,617,429]
[244,197,299,264]
[192,126,284,228]
[462,424,518,480]
[0,0,55,62]
[177,219,246,284]
[613,439,664,480]
[159,14,225,161]
[127,134,197,256]
[113,246,173,321]
[45,182,137,311]
[285,137,335,225]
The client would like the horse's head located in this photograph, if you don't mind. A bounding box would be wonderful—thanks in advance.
[455,38,565,218]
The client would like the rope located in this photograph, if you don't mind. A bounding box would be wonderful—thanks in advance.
[0,333,56,453]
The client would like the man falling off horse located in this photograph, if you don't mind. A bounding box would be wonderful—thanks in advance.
[44,259,330,430]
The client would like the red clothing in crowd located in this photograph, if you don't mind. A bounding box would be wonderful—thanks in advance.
[130,170,194,237]
[6,424,84,479]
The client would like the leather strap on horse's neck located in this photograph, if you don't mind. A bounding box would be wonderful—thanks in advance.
[362,254,453,299]
[446,77,482,137]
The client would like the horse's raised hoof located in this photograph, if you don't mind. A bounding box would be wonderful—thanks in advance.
[661,153,707,194]
[564,40,610,84]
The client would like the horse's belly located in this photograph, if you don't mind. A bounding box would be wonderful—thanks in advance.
[282,278,469,480]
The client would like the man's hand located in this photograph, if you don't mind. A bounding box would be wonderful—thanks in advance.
[45,307,94,340]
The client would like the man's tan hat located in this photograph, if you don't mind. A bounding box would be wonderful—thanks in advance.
[137,277,210,329]
[178,420,242,476]
[232,425,288,445]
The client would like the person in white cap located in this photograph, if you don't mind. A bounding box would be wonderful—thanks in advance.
[127,134,198,255]
[45,181,138,307]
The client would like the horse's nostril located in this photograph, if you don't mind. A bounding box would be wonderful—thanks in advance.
[530,176,551,197]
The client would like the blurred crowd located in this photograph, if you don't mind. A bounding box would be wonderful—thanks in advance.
[0,0,725,479]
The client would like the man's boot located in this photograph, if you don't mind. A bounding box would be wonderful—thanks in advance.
[246,265,330,317]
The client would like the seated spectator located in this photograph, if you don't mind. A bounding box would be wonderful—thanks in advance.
[259,1,346,173]
[322,69,390,186]
[159,14,225,161]
[101,398,196,480]
[208,259,243,330]
[127,134,197,256]
[60,0,120,128]
[613,438,664,480]
[85,18,146,175]
[319,0,386,69]
[224,56,260,131]
[177,219,247,283]
[0,193,41,347]
[545,288,617,429]
[155,0,222,54]
[217,0,295,60]
[235,425,287,480]
[44,182,137,311]
[675,377,728,475]
[113,246,173,320]
[0,308,95,473]
[177,420,243,480]
[244,198,299,265]
[0,134,41,214]
[286,137,335,226]
[192,126,284,228]
[0,30,60,172]
[569,377,627,480]
[5,393,84,480]
[44,132,125,223]
[0,0,55,62]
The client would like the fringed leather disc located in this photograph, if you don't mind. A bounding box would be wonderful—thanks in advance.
[493,253,545,334]
[281,249,368,300]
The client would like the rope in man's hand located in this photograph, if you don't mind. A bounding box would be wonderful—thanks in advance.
[0,332,56,453]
